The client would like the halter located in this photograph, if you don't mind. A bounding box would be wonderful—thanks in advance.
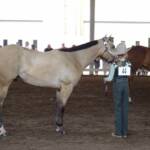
[101,47,108,57]
[100,47,115,63]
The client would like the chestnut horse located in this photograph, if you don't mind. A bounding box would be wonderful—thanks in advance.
[127,45,150,102]
[127,45,150,73]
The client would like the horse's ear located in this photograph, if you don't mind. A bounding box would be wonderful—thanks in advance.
[102,35,107,41]
[109,35,114,42]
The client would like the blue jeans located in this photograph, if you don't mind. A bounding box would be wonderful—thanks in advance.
[113,78,129,136]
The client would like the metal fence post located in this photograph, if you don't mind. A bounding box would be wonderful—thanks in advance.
[135,41,140,46]
[18,39,23,46]
[89,0,95,75]
[148,38,150,48]
[3,39,8,46]
[33,40,38,49]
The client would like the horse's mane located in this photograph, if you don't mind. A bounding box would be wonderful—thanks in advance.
[59,40,98,52]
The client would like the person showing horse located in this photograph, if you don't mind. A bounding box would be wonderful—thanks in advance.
[104,41,131,138]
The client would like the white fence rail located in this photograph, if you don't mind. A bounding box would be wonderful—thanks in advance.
[83,63,150,76]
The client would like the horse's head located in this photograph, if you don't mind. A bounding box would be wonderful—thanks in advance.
[103,35,115,50]
[97,36,115,63]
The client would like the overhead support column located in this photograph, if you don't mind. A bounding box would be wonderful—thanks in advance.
[90,0,95,41]
[89,0,95,75]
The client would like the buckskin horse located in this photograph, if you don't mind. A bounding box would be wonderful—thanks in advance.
[0,37,115,136]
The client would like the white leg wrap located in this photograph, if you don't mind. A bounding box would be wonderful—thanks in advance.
[0,125,6,136]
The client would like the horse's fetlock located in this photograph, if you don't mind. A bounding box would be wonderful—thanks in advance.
[56,126,66,135]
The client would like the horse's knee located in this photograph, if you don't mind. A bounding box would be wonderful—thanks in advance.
[58,83,74,105]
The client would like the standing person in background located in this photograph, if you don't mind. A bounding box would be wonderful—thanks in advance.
[104,41,131,138]
[44,44,53,52]
[61,43,66,49]
[25,41,30,48]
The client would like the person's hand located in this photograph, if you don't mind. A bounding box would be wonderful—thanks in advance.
[114,56,119,63]
[104,78,108,83]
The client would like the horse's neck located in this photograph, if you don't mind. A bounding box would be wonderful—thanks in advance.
[75,44,100,69]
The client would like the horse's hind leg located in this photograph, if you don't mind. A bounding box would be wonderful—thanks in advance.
[0,83,11,136]
[55,83,73,135]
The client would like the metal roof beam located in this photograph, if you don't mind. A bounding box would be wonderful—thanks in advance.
[90,0,95,41]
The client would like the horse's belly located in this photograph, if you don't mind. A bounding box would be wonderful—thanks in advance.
[19,72,59,88]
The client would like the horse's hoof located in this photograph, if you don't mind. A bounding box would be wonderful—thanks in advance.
[0,132,7,137]
[56,126,66,135]
[0,126,7,137]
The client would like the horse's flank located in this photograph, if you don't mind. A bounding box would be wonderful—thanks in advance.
[19,49,80,88]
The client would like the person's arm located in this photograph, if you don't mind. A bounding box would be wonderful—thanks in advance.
[127,61,131,67]
[104,63,117,82]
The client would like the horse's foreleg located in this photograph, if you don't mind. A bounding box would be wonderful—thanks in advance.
[55,96,65,134]
[0,101,6,137]
[0,83,11,137]
[55,83,73,135]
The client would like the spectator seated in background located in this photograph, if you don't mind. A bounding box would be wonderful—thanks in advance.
[44,44,53,52]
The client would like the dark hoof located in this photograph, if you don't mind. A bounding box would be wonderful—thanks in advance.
[56,126,66,135]
[0,133,7,138]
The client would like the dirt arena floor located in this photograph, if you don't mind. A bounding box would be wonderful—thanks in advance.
[1,76,150,150]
